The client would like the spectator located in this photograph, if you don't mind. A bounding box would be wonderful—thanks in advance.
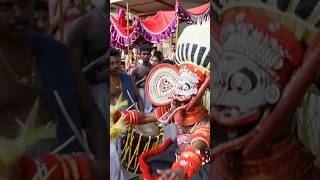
[49,0,81,42]
[33,0,50,34]
[110,48,143,111]
[131,44,154,113]
[150,51,163,66]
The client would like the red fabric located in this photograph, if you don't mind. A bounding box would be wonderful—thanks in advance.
[140,11,176,33]
[111,2,209,36]
[110,16,134,37]
[185,2,210,15]
[139,138,172,180]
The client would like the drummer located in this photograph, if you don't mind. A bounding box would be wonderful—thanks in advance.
[110,48,144,111]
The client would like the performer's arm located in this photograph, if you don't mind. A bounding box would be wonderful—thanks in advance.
[158,123,210,180]
[116,110,157,125]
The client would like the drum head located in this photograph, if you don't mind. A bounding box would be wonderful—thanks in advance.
[135,123,159,137]
[145,64,179,107]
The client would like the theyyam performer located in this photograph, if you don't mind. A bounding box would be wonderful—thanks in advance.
[114,18,211,180]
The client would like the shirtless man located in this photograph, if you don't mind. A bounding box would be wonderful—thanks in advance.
[66,0,107,85]
[110,48,143,111]
[65,0,109,160]
[131,44,154,113]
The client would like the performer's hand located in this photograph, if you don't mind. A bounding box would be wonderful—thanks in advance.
[157,168,186,180]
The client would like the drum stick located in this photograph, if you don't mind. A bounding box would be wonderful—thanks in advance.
[126,103,135,110]
[135,76,146,85]
[53,91,95,160]
[126,90,140,111]
[51,135,76,154]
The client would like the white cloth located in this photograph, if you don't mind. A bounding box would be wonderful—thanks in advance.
[139,88,154,113]
[110,141,126,180]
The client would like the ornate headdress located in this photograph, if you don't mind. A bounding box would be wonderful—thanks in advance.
[213,0,319,86]
[145,19,210,107]
[175,19,211,86]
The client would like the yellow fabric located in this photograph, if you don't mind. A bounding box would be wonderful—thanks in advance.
[0,98,56,174]
[110,94,129,142]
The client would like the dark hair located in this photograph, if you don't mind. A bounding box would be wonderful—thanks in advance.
[161,59,175,65]
[34,0,48,11]
[139,44,152,53]
[110,48,121,57]
[153,51,163,62]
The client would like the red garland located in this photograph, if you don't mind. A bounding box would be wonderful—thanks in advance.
[139,138,172,180]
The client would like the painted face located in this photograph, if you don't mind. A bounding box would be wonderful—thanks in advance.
[174,76,198,102]
[212,51,280,125]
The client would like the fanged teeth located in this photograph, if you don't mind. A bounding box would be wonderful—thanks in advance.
[228,130,238,139]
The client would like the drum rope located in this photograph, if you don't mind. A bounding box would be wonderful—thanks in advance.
[127,133,143,170]
[121,125,165,174]
[134,136,152,174]
[121,128,135,164]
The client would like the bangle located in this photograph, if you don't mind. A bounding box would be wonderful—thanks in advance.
[71,154,92,180]
[63,155,80,180]
[118,110,139,125]
[42,154,64,179]
[55,155,71,180]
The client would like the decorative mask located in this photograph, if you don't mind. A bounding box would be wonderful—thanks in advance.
[145,19,211,124]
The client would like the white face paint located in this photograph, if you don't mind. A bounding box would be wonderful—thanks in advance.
[212,51,279,122]
[174,77,198,101]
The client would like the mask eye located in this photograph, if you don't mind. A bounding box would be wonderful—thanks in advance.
[229,72,253,94]
[182,83,191,91]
